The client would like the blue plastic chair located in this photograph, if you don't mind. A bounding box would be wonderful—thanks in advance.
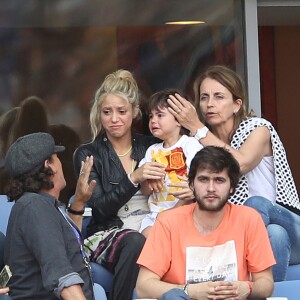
[286,264,300,281]
[0,195,13,235]
[93,283,107,300]
[272,279,300,299]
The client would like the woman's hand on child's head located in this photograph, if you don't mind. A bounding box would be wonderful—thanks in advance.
[167,93,203,134]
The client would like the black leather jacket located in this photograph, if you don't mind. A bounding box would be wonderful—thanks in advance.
[73,132,157,236]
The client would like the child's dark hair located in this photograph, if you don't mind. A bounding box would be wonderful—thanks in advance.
[147,88,189,135]
[146,88,182,113]
[188,146,241,194]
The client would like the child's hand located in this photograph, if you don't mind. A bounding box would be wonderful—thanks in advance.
[168,175,194,202]
[148,178,164,193]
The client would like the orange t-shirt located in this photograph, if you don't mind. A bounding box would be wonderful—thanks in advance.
[137,203,275,284]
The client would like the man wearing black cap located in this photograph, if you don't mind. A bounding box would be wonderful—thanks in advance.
[3,132,100,300]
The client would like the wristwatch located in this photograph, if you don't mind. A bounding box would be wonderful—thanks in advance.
[67,203,85,215]
[193,126,209,141]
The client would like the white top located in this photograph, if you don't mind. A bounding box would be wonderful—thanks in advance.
[246,156,276,203]
[139,135,203,213]
[229,117,299,210]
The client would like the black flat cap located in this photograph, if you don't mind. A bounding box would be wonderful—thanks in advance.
[5,132,65,177]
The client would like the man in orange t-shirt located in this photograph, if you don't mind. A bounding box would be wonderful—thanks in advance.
[137,146,275,300]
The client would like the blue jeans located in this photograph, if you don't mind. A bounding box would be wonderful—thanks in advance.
[159,288,190,300]
[244,196,300,281]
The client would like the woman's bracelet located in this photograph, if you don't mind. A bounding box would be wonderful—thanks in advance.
[128,173,138,187]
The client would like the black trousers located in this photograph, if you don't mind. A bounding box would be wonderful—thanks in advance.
[109,231,146,300]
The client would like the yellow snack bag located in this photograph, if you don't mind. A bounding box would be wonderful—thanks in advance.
[168,171,181,193]
[168,171,181,183]
[151,149,169,167]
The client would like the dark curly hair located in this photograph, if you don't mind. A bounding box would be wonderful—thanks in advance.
[5,163,55,202]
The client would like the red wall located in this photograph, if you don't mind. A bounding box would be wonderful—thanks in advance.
[259,26,300,194]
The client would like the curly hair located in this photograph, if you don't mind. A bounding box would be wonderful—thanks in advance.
[5,165,55,202]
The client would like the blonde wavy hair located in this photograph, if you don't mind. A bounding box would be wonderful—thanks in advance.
[193,65,255,140]
[90,69,141,141]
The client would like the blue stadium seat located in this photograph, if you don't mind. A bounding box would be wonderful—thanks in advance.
[93,283,107,300]
[272,279,300,300]
[0,195,13,235]
[286,264,300,281]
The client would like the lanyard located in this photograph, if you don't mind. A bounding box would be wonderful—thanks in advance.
[57,206,91,270]
[57,204,95,300]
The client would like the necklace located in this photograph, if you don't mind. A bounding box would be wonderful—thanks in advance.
[117,145,132,157]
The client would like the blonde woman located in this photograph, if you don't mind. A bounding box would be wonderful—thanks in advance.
[73,70,166,300]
